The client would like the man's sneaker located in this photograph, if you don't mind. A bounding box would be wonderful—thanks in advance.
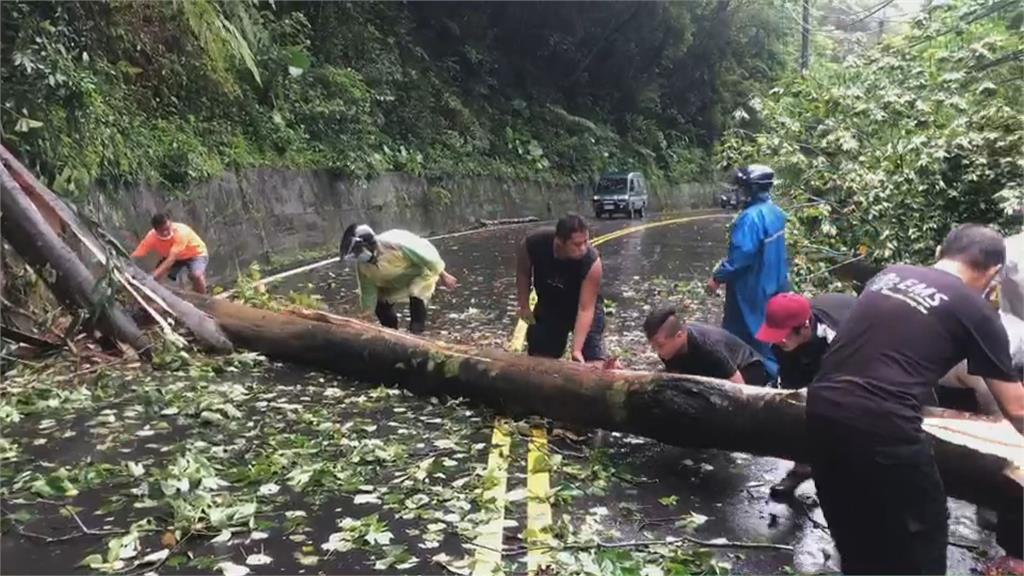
[770,464,812,501]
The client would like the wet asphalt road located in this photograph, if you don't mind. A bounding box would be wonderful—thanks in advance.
[274,210,1001,574]
[1,210,1000,575]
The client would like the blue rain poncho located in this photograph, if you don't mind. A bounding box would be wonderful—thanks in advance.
[713,194,790,377]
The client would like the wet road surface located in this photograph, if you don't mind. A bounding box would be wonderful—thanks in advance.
[1,211,1002,574]
[273,210,1001,573]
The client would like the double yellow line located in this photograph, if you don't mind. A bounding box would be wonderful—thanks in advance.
[474,213,729,575]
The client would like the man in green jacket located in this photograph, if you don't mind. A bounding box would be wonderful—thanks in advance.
[340,224,458,334]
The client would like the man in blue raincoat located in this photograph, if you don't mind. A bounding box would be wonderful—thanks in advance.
[707,165,789,379]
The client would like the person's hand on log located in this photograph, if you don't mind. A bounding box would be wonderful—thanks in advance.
[706,277,722,295]
[571,349,585,363]
[601,357,623,370]
[439,271,459,291]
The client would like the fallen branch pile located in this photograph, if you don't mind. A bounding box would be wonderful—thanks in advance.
[0,145,232,359]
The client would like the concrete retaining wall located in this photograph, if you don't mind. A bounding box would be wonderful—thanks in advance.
[88,170,719,280]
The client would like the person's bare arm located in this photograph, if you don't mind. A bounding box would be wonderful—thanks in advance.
[728,371,745,384]
[152,244,183,280]
[984,378,1024,434]
[570,258,602,362]
[439,270,459,290]
[515,239,534,323]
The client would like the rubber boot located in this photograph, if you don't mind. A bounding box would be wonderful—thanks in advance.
[375,301,399,329]
[409,297,427,335]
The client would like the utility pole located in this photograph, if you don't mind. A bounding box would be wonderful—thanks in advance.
[800,0,811,73]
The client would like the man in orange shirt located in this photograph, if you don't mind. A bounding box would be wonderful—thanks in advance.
[131,213,209,293]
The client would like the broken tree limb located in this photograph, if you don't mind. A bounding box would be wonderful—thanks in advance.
[0,145,232,353]
[121,266,232,352]
[183,294,1022,512]
[0,324,61,349]
[0,165,149,353]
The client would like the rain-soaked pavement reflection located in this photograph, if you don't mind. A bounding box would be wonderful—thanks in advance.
[1,211,1001,574]
[271,211,1001,574]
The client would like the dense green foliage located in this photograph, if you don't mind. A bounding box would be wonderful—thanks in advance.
[720,0,1024,281]
[1,0,798,197]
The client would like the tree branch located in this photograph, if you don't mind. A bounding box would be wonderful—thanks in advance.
[503,535,794,555]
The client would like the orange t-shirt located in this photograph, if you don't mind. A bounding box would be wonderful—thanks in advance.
[131,223,208,260]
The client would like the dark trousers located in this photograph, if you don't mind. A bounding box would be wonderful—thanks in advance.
[375,297,427,334]
[526,307,605,361]
[807,414,948,575]
[997,503,1023,558]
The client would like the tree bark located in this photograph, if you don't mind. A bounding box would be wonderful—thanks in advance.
[0,166,149,352]
[0,145,233,353]
[184,294,1022,512]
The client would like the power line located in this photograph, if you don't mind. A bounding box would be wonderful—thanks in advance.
[836,0,899,29]
[905,0,1018,49]
[845,0,897,17]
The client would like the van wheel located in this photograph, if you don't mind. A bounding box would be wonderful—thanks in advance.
[595,210,604,219]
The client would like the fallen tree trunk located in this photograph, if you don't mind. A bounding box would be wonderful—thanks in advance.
[0,145,232,353]
[185,294,1022,512]
[0,165,149,353]
[121,266,233,352]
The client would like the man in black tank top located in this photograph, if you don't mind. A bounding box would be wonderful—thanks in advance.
[516,214,605,362]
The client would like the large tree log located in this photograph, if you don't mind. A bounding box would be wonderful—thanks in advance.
[0,166,149,352]
[185,294,1022,512]
[0,145,232,353]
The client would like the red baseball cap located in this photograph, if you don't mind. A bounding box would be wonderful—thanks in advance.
[756,293,812,344]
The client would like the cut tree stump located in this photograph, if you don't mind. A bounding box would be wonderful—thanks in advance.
[184,294,1023,512]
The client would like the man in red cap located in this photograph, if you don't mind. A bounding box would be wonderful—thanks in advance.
[756,291,856,499]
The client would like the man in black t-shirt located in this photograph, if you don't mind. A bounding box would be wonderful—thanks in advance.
[754,292,856,499]
[516,214,605,362]
[807,224,1024,575]
[643,307,769,385]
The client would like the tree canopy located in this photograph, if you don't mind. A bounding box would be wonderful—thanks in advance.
[1,1,800,196]
[719,0,1024,284]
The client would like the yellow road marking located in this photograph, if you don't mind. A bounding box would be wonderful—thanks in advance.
[481,212,730,573]
[507,291,537,352]
[472,417,513,576]
[526,425,553,574]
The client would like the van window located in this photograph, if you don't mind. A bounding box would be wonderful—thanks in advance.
[595,176,628,196]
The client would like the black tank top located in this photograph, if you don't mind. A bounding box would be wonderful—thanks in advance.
[525,229,602,328]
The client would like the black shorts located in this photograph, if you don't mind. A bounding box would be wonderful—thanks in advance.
[527,308,606,361]
[807,414,947,575]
